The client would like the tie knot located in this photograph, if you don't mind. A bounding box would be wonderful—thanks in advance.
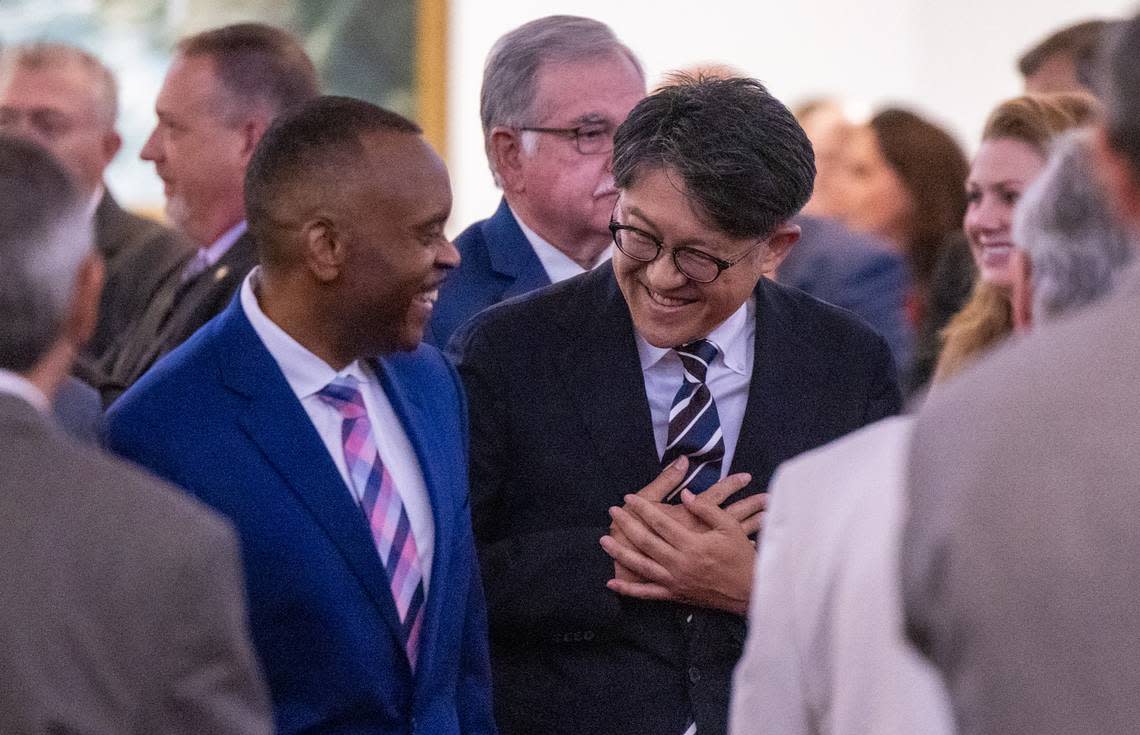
[318,376,367,418]
[675,339,718,383]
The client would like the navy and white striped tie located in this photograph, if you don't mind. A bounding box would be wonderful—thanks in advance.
[662,339,724,501]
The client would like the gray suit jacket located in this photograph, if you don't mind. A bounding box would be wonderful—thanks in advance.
[902,264,1140,735]
[0,393,272,734]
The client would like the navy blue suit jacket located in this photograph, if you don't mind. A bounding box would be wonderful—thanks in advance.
[427,199,550,349]
[779,215,914,371]
[450,264,902,735]
[105,296,495,735]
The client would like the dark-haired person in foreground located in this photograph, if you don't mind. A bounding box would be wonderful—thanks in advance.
[106,97,495,734]
[450,76,900,735]
[0,135,270,732]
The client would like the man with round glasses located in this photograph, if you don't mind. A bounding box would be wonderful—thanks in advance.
[451,75,901,735]
[426,15,645,348]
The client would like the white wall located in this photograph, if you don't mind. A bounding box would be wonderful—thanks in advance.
[446,0,1134,236]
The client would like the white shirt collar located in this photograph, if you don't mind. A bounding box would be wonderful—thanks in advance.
[510,207,612,284]
[86,183,105,219]
[199,220,248,268]
[636,296,755,376]
[0,368,49,413]
[239,267,373,400]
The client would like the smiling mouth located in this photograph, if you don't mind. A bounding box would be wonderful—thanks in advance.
[413,289,439,307]
[643,284,693,308]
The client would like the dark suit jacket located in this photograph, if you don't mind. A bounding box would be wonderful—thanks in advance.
[105,296,496,735]
[779,215,914,371]
[93,229,257,405]
[0,393,270,734]
[427,198,551,348]
[85,191,191,362]
[450,264,901,735]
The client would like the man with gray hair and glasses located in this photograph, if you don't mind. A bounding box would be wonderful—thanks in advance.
[427,15,645,348]
[0,43,189,366]
[0,134,270,734]
[902,12,1140,732]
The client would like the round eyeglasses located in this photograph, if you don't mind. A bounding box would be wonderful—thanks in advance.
[517,123,616,155]
[609,222,767,283]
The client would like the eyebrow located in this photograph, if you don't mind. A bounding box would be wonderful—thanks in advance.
[569,113,612,126]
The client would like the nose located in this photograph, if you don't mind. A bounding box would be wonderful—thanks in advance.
[966,192,1008,235]
[642,247,688,290]
[139,125,161,162]
[435,236,461,271]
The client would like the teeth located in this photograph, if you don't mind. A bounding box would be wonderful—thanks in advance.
[416,290,438,304]
[647,289,687,307]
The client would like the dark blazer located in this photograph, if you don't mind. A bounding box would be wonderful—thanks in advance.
[779,215,914,371]
[0,392,271,734]
[450,264,901,735]
[427,198,551,348]
[105,296,496,735]
[85,190,191,362]
[93,229,257,405]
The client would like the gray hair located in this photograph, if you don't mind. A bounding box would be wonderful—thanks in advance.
[480,15,643,177]
[1014,130,1134,321]
[0,135,90,372]
[0,42,118,127]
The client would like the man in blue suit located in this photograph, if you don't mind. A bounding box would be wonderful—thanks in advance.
[106,96,495,734]
[427,15,645,348]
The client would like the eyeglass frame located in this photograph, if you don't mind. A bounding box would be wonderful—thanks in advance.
[608,221,769,284]
[516,122,616,155]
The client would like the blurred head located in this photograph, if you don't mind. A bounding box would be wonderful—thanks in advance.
[1095,13,1140,232]
[611,76,813,347]
[1019,19,1111,95]
[835,108,968,286]
[141,23,319,246]
[245,96,457,361]
[0,43,120,198]
[794,97,855,218]
[1011,131,1132,327]
[482,15,645,257]
[965,93,1098,285]
[0,135,101,378]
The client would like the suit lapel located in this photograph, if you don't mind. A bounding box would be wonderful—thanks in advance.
[553,266,661,491]
[483,198,553,300]
[215,301,410,650]
[371,357,455,684]
[730,278,818,489]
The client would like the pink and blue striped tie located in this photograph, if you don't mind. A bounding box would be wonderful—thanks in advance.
[319,375,425,669]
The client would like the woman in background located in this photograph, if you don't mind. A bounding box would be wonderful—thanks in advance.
[834,108,969,326]
[934,93,1098,381]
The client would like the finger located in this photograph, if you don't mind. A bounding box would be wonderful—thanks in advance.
[724,493,766,522]
[693,472,753,506]
[610,505,683,567]
[740,510,765,537]
[637,456,690,502]
[681,488,740,532]
[624,494,695,550]
[599,534,673,584]
[606,578,677,601]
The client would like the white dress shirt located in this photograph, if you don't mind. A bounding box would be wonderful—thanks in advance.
[512,208,612,284]
[240,269,434,590]
[636,298,756,478]
[0,369,48,413]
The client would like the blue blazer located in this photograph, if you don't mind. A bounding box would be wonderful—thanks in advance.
[427,198,550,349]
[105,296,496,735]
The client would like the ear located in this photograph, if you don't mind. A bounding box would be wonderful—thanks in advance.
[1009,248,1034,333]
[758,222,800,274]
[238,114,272,164]
[63,252,105,350]
[489,126,527,193]
[300,216,345,283]
[1092,125,1140,230]
[101,129,122,167]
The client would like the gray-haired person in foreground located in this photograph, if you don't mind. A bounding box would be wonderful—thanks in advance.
[0,134,271,732]
[902,11,1140,733]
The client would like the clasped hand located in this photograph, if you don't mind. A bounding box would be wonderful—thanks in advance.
[599,456,765,615]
